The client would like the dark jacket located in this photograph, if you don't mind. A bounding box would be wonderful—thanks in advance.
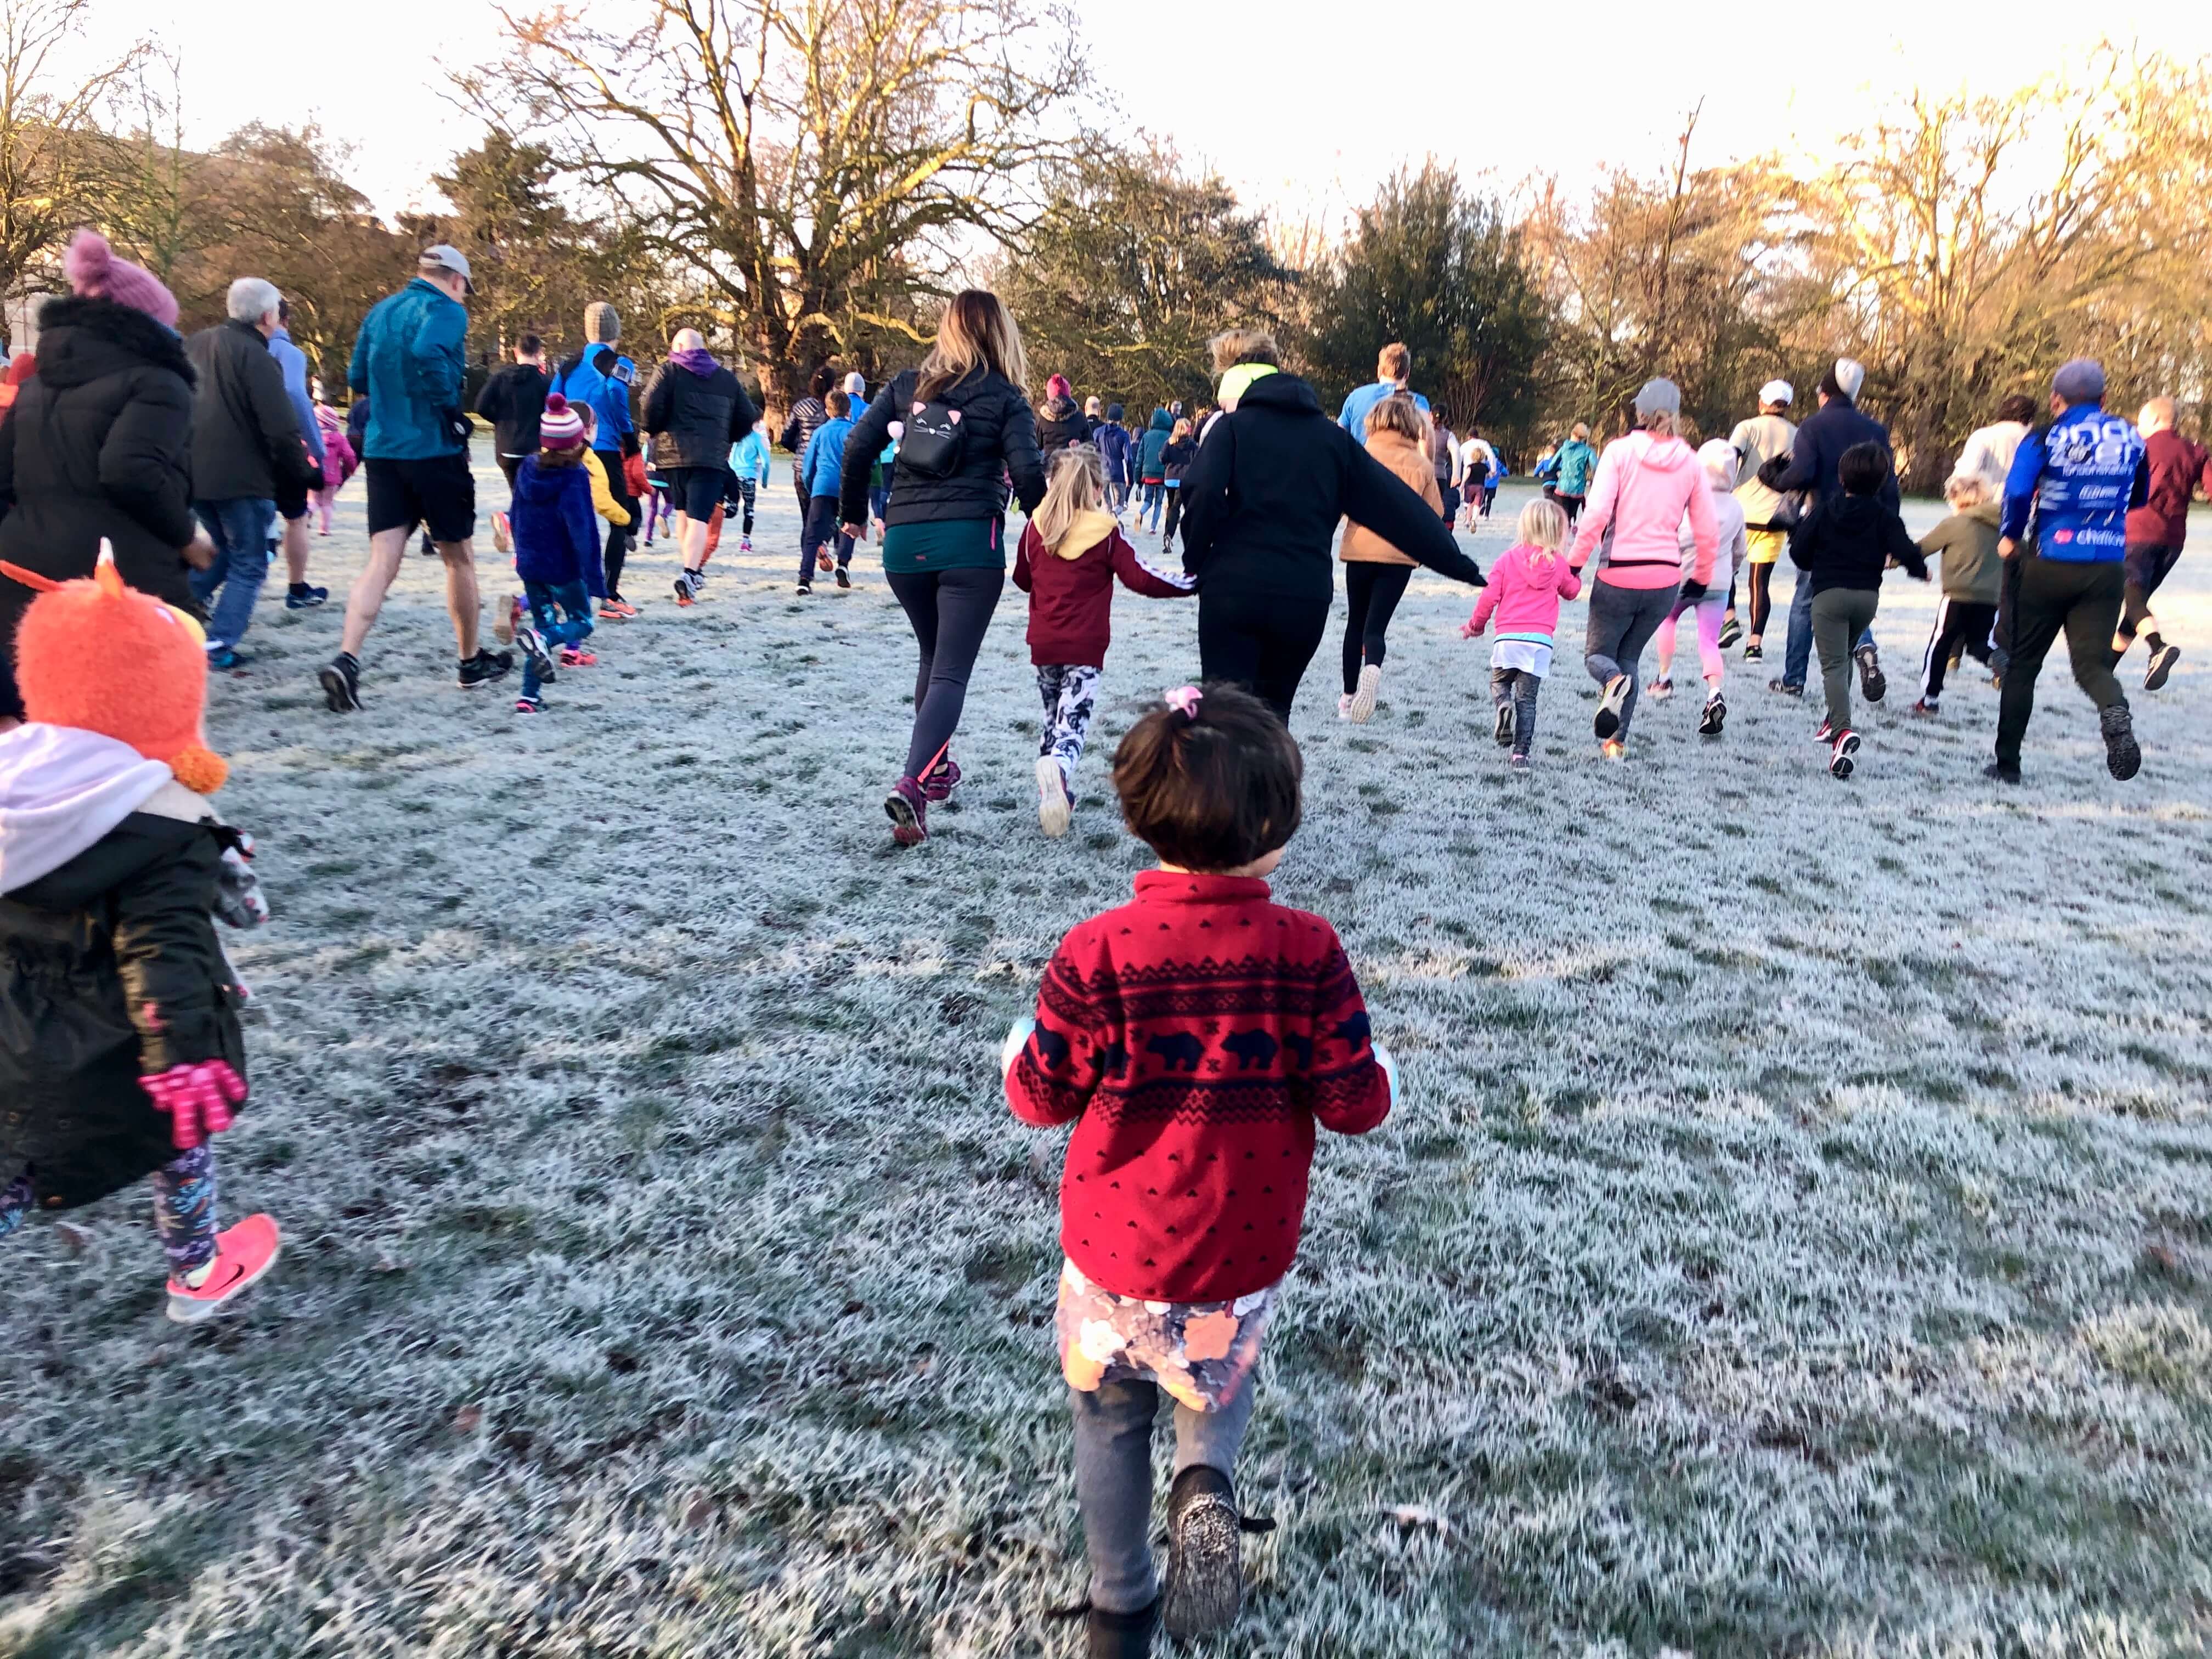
[1161,437,1196,484]
[1096,420,1132,484]
[1036,394,1091,452]
[0,297,199,720]
[778,394,828,457]
[838,366,1047,529]
[2126,428,2211,550]
[475,362,551,459]
[1763,396,1899,512]
[185,319,312,502]
[509,455,607,597]
[1012,512,1190,666]
[1788,493,1928,595]
[1177,371,1483,603]
[1,811,246,1210]
[641,355,755,470]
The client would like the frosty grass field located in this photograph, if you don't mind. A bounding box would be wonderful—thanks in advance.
[4,448,2212,1659]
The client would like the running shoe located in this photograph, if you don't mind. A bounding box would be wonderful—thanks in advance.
[318,652,362,713]
[1493,703,1513,746]
[1086,1602,1159,1659]
[284,584,328,610]
[1508,752,1531,771]
[458,648,513,690]
[1743,641,1763,662]
[1829,728,1861,780]
[675,571,698,606]
[514,694,543,715]
[739,535,753,552]
[1718,615,1743,649]
[1593,673,1631,738]
[1646,677,1674,701]
[1768,678,1802,696]
[920,756,962,802]
[1910,697,1939,717]
[514,622,556,683]
[885,776,929,846]
[836,566,851,590]
[1348,663,1381,724]
[495,594,523,645]
[2145,644,2181,690]
[599,599,638,620]
[2101,704,2141,780]
[165,1213,280,1325]
[1036,755,1071,838]
[796,580,812,596]
[1854,642,1887,703]
[1599,737,1626,761]
[1814,718,1833,743]
[492,511,512,554]
[1699,693,1726,736]
[1984,759,2022,784]
[1337,692,1355,721]
[1161,1466,1242,1639]
[558,646,597,668]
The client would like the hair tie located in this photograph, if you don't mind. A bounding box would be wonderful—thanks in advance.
[1163,685,1201,722]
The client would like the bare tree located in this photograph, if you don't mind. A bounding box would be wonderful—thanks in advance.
[0,0,147,304]
[461,0,1087,415]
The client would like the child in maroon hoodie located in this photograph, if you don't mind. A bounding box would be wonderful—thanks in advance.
[1003,684,1395,1655]
[1011,444,1191,838]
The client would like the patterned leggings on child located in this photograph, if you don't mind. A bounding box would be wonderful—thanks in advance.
[1036,664,1101,779]
[521,580,595,700]
[1,1144,218,1274]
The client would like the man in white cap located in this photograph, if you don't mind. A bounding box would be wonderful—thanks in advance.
[321,244,507,710]
[1760,358,1895,702]
[1987,357,2148,783]
[1726,380,1797,659]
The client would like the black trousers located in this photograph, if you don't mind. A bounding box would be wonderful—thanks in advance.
[1341,562,1414,693]
[1198,585,1332,723]
[1994,553,2126,769]
[1919,597,1997,701]
[593,449,639,597]
[885,562,1004,780]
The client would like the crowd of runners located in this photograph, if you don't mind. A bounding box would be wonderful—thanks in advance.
[0,232,2204,1659]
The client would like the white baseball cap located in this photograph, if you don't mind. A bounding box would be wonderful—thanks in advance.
[418,244,474,291]
[1759,379,1793,406]
[1832,358,1866,400]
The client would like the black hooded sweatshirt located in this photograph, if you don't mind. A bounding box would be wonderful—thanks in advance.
[1788,493,1928,595]
[1177,371,1483,603]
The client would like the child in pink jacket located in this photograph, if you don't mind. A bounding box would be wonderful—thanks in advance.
[1462,496,1582,768]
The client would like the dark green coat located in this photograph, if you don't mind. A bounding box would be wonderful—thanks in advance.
[0,812,245,1209]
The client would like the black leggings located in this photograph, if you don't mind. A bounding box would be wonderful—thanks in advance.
[1341,562,1414,693]
[594,450,637,597]
[1198,586,1332,722]
[885,563,1004,780]
[1746,561,1777,639]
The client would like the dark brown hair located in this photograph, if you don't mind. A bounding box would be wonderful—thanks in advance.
[1838,440,1888,495]
[1111,682,1302,872]
[826,388,850,417]
[535,445,584,469]
[1998,393,2038,425]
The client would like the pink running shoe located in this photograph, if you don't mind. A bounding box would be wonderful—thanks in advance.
[885,777,928,845]
[165,1213,280,1325]
[919,755,962,802]
[558,646,597,668]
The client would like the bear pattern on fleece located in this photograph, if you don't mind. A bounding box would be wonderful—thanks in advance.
[1005,870,1391,1304]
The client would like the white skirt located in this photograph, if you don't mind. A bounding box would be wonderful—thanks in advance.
[1491,640,1554,678]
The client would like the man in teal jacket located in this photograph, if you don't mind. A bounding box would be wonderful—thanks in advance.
[321,245,509,712]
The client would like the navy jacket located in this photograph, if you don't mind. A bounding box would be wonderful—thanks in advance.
[1764,397,1899,512]
[510,456,607,597]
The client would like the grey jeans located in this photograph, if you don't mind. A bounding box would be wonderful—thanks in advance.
[1811,586,1879,732]
[1070,1377,1257,1615]
[1583,579,1678,740]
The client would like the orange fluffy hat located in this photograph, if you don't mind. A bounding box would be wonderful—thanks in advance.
[2,543,228,793]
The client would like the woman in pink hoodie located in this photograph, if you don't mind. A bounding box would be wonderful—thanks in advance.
[1462,496,1581,768]
[1567,379,1718,757]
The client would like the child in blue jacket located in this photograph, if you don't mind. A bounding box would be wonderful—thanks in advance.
[728,427,771,551]
[799,390,856,593]
[501,394,605,714]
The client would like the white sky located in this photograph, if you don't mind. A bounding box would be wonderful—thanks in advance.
[81,0,2212,224]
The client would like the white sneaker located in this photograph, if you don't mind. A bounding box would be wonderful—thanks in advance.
[1338,692,1355,721]
[1036,755,1071,838]
[1348,663,1381,723]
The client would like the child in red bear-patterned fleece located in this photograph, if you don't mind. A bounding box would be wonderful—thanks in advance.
[1002,681,1396,1656]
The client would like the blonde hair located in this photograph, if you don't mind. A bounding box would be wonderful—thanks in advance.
[1378,342,1410,381]
[1032,443,1104,550]
[1516,498,1568,567]
[918,289,1026,402]
[1170,417,1193,443]
[1943,473,1985,509]
[1210,327,1281,373]
[1571,421,1590,441]
[1364,392,1425,445]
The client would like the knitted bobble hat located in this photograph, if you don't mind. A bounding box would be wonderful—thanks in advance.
[2,543,226,792]
[584,301,620,344]
[539,393,585,449]
[63,230,179,329]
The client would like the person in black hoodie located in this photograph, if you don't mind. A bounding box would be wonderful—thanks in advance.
[1036,373,1090,450]
[0,232,210,724]
[644,328,758,603]
[1788,440,1928,778]
[1176,336,1483,720]
[475,334,551,489]
[838,289,1047,846]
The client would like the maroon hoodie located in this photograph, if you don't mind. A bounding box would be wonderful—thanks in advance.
[1011,509,1190,666]
[2125,430,2212,549]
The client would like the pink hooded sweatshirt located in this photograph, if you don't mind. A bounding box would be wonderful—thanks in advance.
[1468,542,1583,645]
[1568,430,1718,590]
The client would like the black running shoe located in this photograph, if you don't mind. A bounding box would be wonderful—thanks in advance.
[1493,703,1514,746]
[1161,1465,1240,1639]
[1085,1599,1159,1659]
[1984,759,2022,785]
[1699,693,1726,737]
[835,565,851,590]
[458,648,512,690]
[2145,644,2180,691]
[1718,614,1742,649]
[1854,642,1886,703]
[1768,677,1802,696]
[285,583,329,610]
[1593,673,1630,739]
[319,652,362,712]
[2101,703,2141,780]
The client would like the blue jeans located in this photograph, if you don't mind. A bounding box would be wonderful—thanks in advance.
[1782,562,1874,689]
[1071,1376,1257,1615]
[190,498,276,651]
[1138,481,1164,531]
[520,579,594,699]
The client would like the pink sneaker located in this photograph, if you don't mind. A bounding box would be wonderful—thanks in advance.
[919,755,962,802]
[165,1213,280,1324]
[885,777,928,845]
[558,646,597,668]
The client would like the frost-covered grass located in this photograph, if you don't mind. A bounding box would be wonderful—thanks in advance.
[4,455,2211,1657]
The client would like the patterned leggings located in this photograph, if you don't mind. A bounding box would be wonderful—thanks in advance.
[1036,664,1102,780]
[0,1145,218,1274]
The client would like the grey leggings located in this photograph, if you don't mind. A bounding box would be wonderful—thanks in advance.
[1071,1376,1257,1615]
[1583,579,1679,740]
[885,563,1005,781]
[1490,666,1543,757]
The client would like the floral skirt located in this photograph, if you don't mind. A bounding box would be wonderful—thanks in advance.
[1054,1259,1278,1412]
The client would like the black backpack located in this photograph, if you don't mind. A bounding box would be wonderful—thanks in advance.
[899,396,966,478]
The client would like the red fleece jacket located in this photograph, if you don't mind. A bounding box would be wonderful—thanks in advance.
[1006,871,1391,1301]
[1011,513,1190,667]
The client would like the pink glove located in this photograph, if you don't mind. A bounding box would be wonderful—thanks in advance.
[140,1061,247,1149]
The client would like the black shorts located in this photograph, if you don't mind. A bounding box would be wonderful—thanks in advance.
[275,473,310,521]
[2123,541,2182,597]
[365,453,476,543]
[663,465,729,521]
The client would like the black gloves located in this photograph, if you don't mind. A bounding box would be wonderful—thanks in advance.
[1678,578,1707,602]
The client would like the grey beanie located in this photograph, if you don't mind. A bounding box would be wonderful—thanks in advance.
[2052,357,2106,404]
[1633,377,1681,418]
[584,301,620,344]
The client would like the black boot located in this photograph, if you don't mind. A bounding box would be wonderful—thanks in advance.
[1086,1598,1158,1658]
[1161,1465,1242,1638]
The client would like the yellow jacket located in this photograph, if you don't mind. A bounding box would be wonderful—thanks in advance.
[583,449,631,527]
